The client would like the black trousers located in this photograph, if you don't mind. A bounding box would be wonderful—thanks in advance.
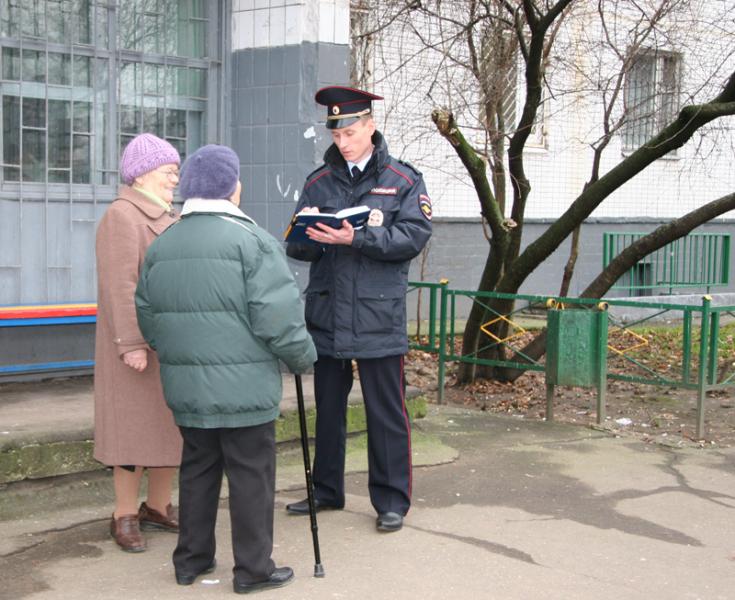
[312,354,412,515]
[173,422,276,585]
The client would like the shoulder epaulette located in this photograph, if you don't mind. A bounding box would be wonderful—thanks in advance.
[396,158,423,177]
[306,164,329,181]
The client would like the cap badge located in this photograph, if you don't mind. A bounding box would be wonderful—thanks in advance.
[332,105,340,115]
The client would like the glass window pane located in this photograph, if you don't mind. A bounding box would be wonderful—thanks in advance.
[167,137,185,162]
[2,47,20,80]
[48,169,70,183]
[119,62,139,104]
[21,2,45,38]
[46,0,72,43]
[72,134,90,183]
[143,12,163,54]
[1,0,21,37]
[48,99,71,168]
[22,49,46,83]
[73,56,91,87]
[118,1,140,51]
[120,105,140,133]
[190,69,207,98]
[94,4,108,48]
[143,106,163,136]
[165,109,186,138]
[2,95,20,166]
[73,0,91,44]
[22,129,45,181]
[48,52,71,85]
[22,97,45,128]
[73,101,91,132]
[143,63,163,95]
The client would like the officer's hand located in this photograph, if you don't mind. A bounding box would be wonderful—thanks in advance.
[306,220,354,245]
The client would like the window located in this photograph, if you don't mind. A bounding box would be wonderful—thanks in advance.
[622,50,681,152]
[0,0,215,186]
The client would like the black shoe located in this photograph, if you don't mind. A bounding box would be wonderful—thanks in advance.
[376,512,403,532]
[175,559,217,586]
[285,497,343,515]
[233,566,294,594]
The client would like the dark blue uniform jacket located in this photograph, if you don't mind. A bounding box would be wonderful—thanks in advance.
[286,132,432,359]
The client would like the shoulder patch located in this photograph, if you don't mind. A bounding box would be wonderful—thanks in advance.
[418,194,432,221]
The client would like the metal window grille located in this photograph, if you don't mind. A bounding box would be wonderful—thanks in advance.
[622,50,681,152]
[0,0,224,304]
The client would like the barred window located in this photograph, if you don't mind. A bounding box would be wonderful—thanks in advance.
[0,0,215,186]
[622,51,681,152]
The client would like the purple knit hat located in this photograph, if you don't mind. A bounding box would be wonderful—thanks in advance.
[119,133,180,185]
[178,145,240,200]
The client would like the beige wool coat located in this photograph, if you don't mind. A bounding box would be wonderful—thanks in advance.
[93,186,182,466]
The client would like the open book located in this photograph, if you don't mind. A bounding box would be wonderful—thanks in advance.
[284,205,371,243]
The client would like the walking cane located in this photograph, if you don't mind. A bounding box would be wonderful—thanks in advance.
[294,374,325,577]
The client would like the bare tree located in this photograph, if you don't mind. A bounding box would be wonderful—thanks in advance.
[353,0,735,383]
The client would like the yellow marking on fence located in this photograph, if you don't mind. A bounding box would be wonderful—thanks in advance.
[480,315,528,343]
[607,326,649,356]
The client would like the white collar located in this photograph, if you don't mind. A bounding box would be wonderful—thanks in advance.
[181,198,257,224]
[347,152,372,174]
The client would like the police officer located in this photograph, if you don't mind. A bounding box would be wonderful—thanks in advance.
[285,86,432,532]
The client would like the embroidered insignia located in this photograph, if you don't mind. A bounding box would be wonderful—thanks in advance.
[419,194,432,221]
[369,187,398,195]
[332,105,340,115]
[368,208,384,227]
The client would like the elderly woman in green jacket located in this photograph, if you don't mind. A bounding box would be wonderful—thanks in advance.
[135,145,317,595]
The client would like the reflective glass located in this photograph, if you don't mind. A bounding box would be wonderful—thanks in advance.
[73,0,91,44]
[2,95,21,168]
[72,134,90,183]
[73,56,91,87]
[165,109,186,138]
[143,106,164,136]
[48,99,71,169]
[48,52,71,85]
[46,0,72,43]
[2,47,20,80]
[73,101,91,132]
[120,105,140,134]
[22,97,46,128]
[22,50,45,83]
[22,129,45,181]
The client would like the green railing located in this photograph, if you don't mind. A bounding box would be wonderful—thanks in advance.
[407,281,735,439]
[603,232,731,294]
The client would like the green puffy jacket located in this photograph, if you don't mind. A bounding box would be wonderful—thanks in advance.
[135,200,317,429]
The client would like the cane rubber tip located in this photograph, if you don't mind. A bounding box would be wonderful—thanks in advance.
[314,564,325,578]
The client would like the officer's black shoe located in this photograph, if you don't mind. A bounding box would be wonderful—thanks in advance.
[376,512,403,532]
[233,566,294,594]
[285,498,343,515]
[175,558,217,585]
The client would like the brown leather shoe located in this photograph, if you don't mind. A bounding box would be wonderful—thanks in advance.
[110,514,146,553]
[138,502,179,532]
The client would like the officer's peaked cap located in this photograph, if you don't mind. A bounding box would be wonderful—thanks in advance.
[315,86,383,130]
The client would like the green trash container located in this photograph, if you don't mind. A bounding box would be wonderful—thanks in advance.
[545,306,608,423]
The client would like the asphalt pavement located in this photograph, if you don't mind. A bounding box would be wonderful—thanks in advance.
[2,400,734,600]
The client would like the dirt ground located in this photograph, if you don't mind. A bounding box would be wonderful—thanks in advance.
[405,349,735,449]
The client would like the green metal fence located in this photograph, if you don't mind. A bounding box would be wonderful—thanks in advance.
[603,232,731,295]
[407,281,735,439]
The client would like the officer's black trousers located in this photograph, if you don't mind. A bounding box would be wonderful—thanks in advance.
[312,354,412,515]
[173,422,276,585]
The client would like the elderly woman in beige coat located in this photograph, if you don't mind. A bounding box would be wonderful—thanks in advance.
[94,133,183,553]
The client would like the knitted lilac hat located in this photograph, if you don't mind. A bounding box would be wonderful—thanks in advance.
[119,133,180,185]
[178,145,240,200]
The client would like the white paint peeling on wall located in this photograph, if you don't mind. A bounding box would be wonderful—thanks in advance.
[303,126,316,139]
[294,190,300,203]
